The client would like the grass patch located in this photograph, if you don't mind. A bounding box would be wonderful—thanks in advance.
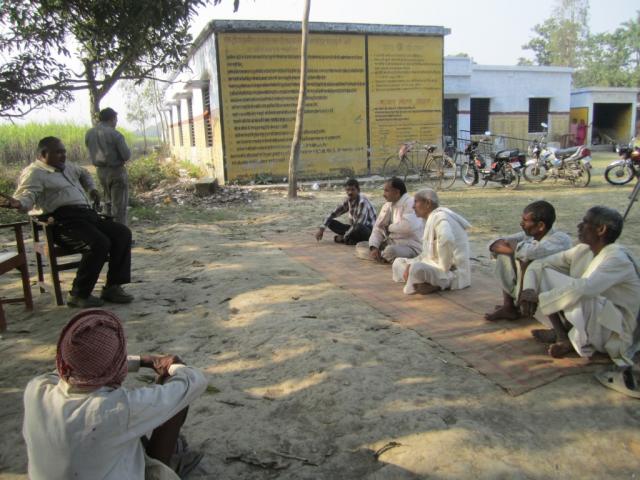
[127,155,180,193]
[0,122,136,166]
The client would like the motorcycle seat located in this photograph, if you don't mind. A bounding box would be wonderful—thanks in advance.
[554,146,579,158]
[425,145,438,153]
[495,149,520,159]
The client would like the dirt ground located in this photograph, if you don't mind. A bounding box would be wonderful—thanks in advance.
[1,153,640,479]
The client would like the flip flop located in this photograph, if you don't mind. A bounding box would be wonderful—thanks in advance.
[594,369,640,399]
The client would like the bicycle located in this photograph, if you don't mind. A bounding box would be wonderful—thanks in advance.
[381,141,457,190]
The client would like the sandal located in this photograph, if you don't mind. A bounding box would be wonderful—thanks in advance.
[594,368,640,399]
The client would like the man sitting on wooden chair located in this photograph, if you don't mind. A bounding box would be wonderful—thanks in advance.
[0,136,133,308]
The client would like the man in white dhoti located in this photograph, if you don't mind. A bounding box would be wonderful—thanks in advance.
[520,206,640,364]
[485,200,571,321]
[391,188,471,294]
[358,177,423,263]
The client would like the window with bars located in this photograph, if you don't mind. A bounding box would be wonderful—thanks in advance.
[202,86,213,147]
[176,104,184,146]
[529,98,549,133]
[187,97,196,147]
[470,98,490,134]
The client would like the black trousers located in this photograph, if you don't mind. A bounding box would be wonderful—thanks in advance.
[326,219,372,245]
[51,206,132,298]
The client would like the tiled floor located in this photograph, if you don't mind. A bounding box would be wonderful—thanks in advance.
[268,233,608,396]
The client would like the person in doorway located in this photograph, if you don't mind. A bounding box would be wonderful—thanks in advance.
[575,119,588,146]
[357,177,423,263]
[85,107,132,225]
[485,201,571,321]
[1,136,133,308]
[520,206,640,362]
[569,118,578,146]
[23,309,207,479]
[391,188,471,294]
[315,178,377,245]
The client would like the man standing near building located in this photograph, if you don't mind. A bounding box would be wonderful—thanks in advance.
[85,108,131,225]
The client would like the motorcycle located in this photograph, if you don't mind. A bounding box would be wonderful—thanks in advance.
[460,133,525,189]
[523,123,592,187]
[604,138,640,186]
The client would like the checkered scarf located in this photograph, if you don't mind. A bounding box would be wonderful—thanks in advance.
[56,309,128,388]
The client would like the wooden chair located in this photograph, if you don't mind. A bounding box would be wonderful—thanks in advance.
[31,217,81,306]
[0,221,33,331]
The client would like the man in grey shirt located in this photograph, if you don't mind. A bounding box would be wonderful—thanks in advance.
[85,108,131,225]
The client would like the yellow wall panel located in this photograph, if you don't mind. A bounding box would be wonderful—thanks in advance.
[367,35,443,173]
[218,32,368,180]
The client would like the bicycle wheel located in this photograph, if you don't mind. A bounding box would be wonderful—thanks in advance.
[439,153,457,189]
[382,155,411,181]
[422,156,443,189]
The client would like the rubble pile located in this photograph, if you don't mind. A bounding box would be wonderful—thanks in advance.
[135,177,256,208]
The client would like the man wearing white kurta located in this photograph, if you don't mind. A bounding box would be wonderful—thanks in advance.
[392,188,471,294]
[485,200,571,321]
[23,309,207,480]
[361,177,423,263]
[520,206,640,364]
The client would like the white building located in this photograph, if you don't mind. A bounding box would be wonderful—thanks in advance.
[570,87,639,147]
[444,56,573,149]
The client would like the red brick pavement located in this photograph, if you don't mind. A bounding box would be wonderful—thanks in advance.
[268,232,608,396]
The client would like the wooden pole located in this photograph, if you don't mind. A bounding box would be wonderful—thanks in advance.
[287,0,311,199]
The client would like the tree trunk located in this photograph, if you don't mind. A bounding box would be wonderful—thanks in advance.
[88,86,102,126]
[287,0,311,199]
[142,117,148,154]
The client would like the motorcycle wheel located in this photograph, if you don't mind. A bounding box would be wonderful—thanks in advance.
[570,162,591,188]
[523,163,547,183]
[503,164,520,190]
[604,164,634,185]
[461,163,478,186]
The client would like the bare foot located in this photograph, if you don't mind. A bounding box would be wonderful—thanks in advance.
[484,305,521,321]
[548,340,574,358]
[414,283,440,295]
[531,329,557,344]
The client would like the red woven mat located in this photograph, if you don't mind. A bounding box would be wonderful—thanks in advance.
[268,232,608,396]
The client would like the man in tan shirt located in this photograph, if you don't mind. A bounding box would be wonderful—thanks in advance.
[1,136,134,308]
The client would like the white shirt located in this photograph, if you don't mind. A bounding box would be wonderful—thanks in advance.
[410,207,472,290]
[369,193,423,251]
[23,357,207,480]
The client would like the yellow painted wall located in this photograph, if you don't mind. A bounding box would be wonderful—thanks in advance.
[570,107,589,125]
[218,32,368,180]
[614,104,632,140]
[367,35,443,173]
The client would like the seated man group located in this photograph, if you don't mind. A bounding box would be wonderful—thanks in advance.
[318,177,472,295]
[0,136,133,308]
[318,178,640,366]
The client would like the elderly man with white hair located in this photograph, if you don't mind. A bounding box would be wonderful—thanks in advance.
[392,188,472,294]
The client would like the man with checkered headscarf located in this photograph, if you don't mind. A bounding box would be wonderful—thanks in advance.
[23,309,207,480]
